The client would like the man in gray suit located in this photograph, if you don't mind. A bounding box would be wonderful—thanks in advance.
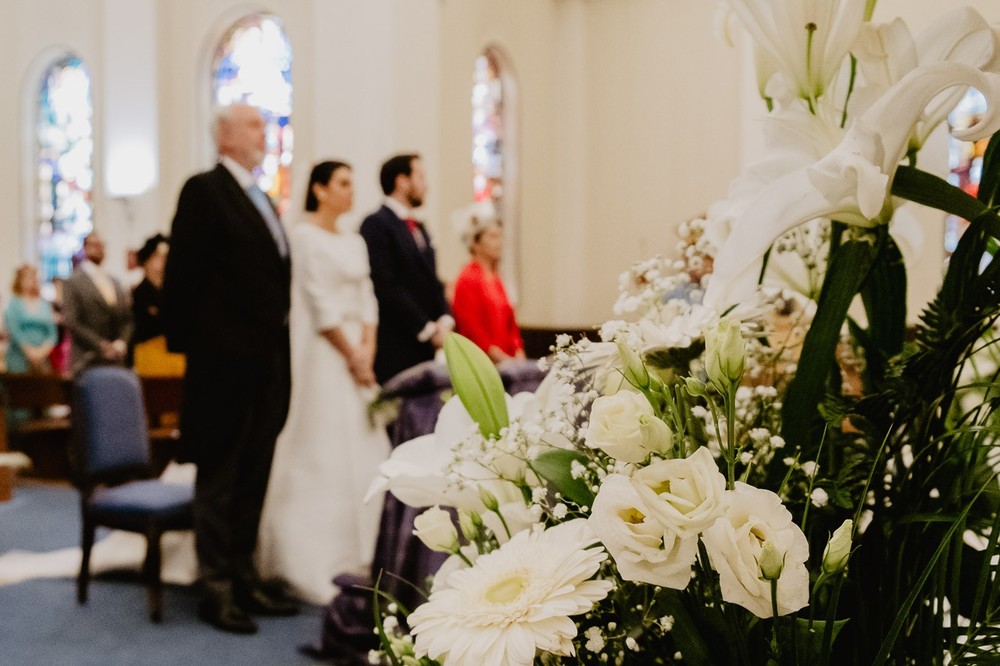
[62,231,134,375]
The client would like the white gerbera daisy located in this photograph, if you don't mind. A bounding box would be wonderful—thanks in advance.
[408,519,613,666]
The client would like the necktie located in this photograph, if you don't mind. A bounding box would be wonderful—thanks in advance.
[92,269,117,306]
[404,218,426,249]
[247,184,289,257]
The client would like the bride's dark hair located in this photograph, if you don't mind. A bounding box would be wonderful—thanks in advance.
[305,160,351,211]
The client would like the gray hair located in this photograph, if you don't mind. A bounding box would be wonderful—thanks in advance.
[210,102,257,149]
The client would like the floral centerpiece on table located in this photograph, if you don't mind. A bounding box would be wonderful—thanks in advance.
[368,1,1000,664]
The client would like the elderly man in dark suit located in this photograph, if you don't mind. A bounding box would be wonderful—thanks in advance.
[162,103,297,634]
[62,231,133,376]
[360,154,453,384]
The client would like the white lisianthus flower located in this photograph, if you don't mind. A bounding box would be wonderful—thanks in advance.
[589,474,698,589]
[702,483,810,618]
[631,447,728,540]
[408,519,613,666]
[413,506,459,554]
[585,391,665,463]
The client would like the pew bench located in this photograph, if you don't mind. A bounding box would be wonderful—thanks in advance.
[0,372,184,482]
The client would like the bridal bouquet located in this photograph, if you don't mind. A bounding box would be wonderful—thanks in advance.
[369,1,1000,664]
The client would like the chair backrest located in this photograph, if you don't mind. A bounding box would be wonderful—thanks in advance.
[74,367,151,481]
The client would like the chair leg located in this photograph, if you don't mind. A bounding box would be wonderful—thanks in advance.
[143,525,164,623]
[77,511,95,605]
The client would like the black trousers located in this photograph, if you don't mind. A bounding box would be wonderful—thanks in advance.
[180,343,291,601]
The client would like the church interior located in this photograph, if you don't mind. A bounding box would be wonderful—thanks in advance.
[0,0,997,663]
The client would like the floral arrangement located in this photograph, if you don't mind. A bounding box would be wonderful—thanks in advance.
[368,1,1000,664]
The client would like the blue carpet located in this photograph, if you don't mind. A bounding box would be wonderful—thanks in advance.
[0,480,334,665]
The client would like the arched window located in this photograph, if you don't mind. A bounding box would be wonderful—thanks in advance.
[472,50,504,208]
[211,13,293,213]
[36,53,94,282]
[472,47,519,299]
[945,88,987,257]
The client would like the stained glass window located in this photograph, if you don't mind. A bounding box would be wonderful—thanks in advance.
[472,51,504,212]
[945,88,988,256]
[36,54,94,282]
[211,13,293,213]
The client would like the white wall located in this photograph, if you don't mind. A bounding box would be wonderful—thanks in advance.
[0,0,994,330]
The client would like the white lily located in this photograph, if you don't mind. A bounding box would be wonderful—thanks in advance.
[705,62,1000,309]
[366,392,538,511]
[851,7,1000,149]
[722,0,866,104]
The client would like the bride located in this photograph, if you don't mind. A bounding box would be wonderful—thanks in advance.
[255,160,389,603]
[0,161,389,606]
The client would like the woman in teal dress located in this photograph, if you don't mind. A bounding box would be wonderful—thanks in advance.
[4,265,57,374]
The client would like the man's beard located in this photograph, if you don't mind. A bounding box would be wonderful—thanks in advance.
[407,192,423,208]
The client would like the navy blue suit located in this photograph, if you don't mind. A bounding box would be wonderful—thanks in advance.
[360,205,449,384]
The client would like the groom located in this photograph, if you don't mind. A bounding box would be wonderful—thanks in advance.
[360,153,453,383]
[162,103,297,634]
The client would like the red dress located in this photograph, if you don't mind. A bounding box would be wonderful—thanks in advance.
[451,261,524,357]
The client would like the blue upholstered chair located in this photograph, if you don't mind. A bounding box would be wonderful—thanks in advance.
[73,366,193,622]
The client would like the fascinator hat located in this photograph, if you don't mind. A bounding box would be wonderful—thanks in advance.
[136,233,169,266]
[451,200,499,249]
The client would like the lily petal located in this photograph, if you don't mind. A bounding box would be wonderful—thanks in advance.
[705,62,1000,310]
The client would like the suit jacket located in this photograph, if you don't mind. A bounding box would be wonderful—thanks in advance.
[360,205,450,383]
[63,268,134,375]
[162,164,291,360]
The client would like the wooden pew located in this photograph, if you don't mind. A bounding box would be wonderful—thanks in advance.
[0,373,73,479]
[0,372,184,480]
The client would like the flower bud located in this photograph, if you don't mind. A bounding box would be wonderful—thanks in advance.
[638,413,673,457]
[458,510,480,541]
[617,340,650,390]
[822,519,853,574]
[684,377,707,397]
[479,486,500,512]
[412,506,459,554]
[758,541,784,581]
[705,318,746,392]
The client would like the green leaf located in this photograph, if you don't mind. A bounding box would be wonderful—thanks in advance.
[528,448,595,507]
[657,590,716,666]
[892,166,1000,238]
[976,131,1000,207]
[793,617,850,664]
[443,333,509,439]
[782,238,878,447]
[859,232,906,385]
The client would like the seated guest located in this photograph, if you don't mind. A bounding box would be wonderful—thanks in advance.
[450,201,525,362]
[63,231,133,375]
[131,233,184,376]
[3,264,57,374]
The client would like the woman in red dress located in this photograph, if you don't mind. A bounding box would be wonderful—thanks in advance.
[450,202,525,362]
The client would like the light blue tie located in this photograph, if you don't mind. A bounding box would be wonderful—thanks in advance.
[247,184,289,257]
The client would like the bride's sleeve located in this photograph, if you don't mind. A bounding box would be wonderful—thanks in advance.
[296,234,344,332]
[360,244,379,326]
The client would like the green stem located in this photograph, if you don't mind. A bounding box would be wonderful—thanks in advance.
[863,0,878,21]
[725,389,738,490]
[455,548,474,568]
[493,510,512,540]
[819,573,845,666]
[770,579,782,662]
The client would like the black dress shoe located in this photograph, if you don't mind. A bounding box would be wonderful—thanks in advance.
[236,585,300,617]
[198,598,259,634]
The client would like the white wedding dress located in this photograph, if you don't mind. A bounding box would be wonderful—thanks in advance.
[255,222,389,604]
[0,223,390,605]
